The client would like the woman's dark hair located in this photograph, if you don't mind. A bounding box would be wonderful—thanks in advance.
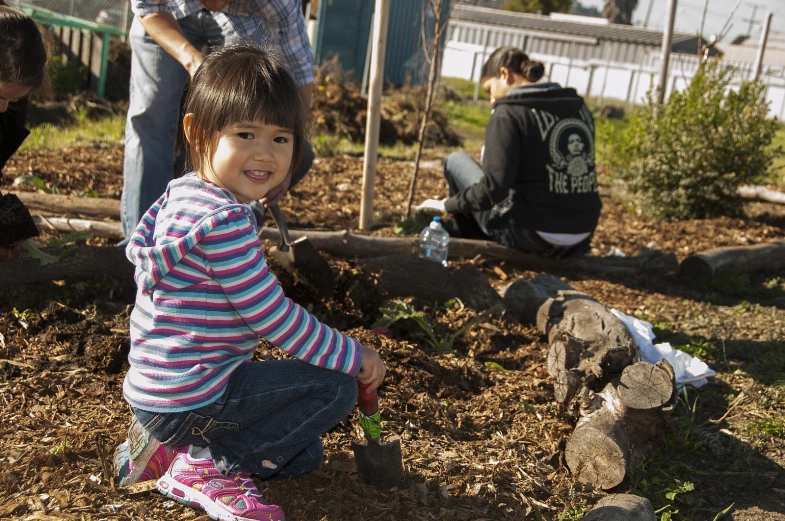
[184,41,305,176]
[0,5,47,88]
[481,46,545,84]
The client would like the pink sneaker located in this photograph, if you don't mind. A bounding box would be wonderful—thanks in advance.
[156,448,285,521]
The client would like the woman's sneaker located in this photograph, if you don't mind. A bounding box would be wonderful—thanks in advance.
[156,447,285,521]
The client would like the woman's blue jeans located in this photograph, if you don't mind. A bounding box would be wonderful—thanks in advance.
[131,360,358,479]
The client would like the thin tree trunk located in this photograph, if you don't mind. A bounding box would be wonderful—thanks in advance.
[405,0,445,218]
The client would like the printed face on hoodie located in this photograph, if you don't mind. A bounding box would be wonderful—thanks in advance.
[195,118,294,204]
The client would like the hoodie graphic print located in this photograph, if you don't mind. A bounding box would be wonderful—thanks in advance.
[123,174,361,413]
[531,103,598,195]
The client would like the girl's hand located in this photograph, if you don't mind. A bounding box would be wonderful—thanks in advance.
[357,345,386,393]
[260,172,292,208]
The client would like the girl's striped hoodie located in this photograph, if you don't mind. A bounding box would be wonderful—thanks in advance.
[123,173,362,413]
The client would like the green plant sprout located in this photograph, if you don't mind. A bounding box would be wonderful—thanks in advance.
[48,439,73,455]
[24,231,93,266]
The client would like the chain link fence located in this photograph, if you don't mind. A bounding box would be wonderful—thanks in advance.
[9,0,132,32]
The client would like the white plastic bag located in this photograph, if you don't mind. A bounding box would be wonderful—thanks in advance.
[611,309,716,389]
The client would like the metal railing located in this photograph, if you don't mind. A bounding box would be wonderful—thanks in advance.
[16,2,127,98]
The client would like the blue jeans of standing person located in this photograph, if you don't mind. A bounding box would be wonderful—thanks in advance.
[131,360,357,479]
[443,152,592,258]
[121,11,315,241]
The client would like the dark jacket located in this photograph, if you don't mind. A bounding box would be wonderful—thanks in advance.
[0,99,31,177]
[444,83,601,234]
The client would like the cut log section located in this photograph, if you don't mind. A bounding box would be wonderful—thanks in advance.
[566,363,676,490]
[737,184,785,205]
[501,274,637,406]
[583,494,656,521]
[679,241,785,282]
[618,361,676,410]
[565,405,630,490]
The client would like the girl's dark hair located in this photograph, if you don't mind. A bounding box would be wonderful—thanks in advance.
[0,5,47,88]
[184,41,305,176]
[481,46,545,84]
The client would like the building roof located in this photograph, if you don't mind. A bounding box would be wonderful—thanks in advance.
[713,31,785,67]
[739,30,785,51]
[451,4,700,47]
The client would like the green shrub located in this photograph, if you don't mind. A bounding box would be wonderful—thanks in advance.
[603,60,778,220]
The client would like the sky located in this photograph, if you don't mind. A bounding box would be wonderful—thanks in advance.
[580,0,785,42]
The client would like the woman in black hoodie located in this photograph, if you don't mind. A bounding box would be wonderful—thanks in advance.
[0,2,48,260]
[418,46,601,258]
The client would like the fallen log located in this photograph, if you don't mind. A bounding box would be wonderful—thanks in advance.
[679,241,785,282]
[33,215,124,240]
[583,494,656,521]
[28,215,678,277]
[0,245,130,286]
[12,191,121,219]
[261,230,680,277]
[737,184,785,205]
[0,242,499,311]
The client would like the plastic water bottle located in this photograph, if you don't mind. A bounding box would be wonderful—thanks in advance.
[418,217,450,267]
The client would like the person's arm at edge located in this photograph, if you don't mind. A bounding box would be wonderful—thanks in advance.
[298,82,312,117]
[136,12,204,77]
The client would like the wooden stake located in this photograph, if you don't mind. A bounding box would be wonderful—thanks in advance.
[359,0,390,231]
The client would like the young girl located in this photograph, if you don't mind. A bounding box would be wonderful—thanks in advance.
[417,46,602,259]
[124,42,386,521]
[0,2,48,260]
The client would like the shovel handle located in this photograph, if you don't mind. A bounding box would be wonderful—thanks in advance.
[269,205,291,253]
[357,382,379,416]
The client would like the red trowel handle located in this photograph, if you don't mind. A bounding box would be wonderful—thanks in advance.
[357,382,379,416]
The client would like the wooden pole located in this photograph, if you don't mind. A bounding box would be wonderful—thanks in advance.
[752,12,773,81]
[657,0,677,105]
[473,28,492,102]
[565,41,575,87]
[359,0,390,231]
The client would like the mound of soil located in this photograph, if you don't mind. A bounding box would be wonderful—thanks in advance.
[312,58,462,147]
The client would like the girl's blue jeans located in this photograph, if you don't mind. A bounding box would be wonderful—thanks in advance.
[131,360,358,479]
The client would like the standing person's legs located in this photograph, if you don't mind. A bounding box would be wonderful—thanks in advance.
[122,16,203,240]
[133,360,358,479]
